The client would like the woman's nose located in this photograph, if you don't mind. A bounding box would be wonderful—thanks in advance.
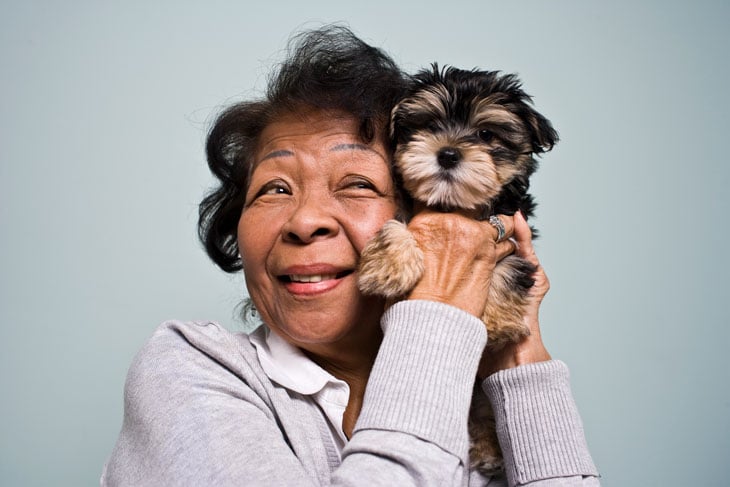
[281,195,339,244]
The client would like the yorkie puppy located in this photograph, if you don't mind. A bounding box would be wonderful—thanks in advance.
[357,65,558,473]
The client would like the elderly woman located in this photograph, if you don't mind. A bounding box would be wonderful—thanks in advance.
[102,27,599,486]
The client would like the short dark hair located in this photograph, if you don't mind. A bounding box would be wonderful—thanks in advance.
[198,25,408,272]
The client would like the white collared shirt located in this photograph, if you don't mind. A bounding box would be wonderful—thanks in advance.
[248,325,351,454]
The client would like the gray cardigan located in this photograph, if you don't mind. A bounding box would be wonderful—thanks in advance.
[102,300,599,486]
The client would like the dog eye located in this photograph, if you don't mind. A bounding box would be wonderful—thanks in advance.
[426,122,440,132]
[477,130,495,143]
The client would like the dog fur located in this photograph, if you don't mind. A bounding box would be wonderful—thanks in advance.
[357,65,558,473]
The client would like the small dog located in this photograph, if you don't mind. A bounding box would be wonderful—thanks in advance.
[358,65,558,473]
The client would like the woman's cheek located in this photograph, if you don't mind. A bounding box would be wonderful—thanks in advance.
[346,199,398,249]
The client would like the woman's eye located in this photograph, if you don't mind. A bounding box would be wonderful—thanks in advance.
[339,176,382,197]
[477,129,495,143]
[254,181,291,199]
[264,186,288,195]
[350,180,375,190]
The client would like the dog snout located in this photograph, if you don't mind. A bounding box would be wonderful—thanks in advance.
[437,147,461,169]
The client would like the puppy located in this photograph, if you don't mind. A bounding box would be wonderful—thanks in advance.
[357,64,558,473]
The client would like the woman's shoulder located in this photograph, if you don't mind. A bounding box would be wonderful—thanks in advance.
[135,320,254,366]
[147,319,251,352]
[104,322,289,485]
[124,320,266,405]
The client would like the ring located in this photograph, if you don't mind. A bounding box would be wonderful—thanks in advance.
[488,215,506,242]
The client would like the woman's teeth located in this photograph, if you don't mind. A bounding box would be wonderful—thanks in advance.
[288,274,336,283]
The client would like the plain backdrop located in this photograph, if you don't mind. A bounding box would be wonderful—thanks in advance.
[2,1,728,485]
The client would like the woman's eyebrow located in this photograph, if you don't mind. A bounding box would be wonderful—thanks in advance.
[259,144,377,162]
[260,149,294,161]
[331,143,373,153]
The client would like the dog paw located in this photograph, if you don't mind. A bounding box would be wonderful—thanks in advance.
[357,220,424,298]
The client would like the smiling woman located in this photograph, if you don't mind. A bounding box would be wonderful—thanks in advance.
[239,110,397,364]
[101,25,599,486]
[237,110,399,436]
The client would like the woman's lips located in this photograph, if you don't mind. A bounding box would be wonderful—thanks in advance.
[278,268,354,295]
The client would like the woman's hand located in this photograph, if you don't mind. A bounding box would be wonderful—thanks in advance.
[406,209,516,318]
[477,211,552,378]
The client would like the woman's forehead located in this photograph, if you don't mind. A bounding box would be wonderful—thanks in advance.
[255,110,387,162]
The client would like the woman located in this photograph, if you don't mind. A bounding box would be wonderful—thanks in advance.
[102,26,599,486]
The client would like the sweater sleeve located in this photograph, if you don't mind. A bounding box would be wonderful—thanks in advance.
[482,361,600,486]
[336,300,487,485]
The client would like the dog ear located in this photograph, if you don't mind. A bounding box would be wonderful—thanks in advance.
[488,71,559,155]
[389,65,442,142]
[521,104,558,154]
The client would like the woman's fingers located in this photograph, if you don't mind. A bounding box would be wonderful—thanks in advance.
[405,211,536,318]
[495,238,517,261]
[488,214,517,261]
[486,214,513,243]
[513,211,538,264]
[407,210,499,317]
[512,211,549,299]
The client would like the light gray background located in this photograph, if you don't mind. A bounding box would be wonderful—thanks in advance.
[2,1,728,485]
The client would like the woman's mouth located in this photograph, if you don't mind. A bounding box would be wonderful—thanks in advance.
[280,270,354,283]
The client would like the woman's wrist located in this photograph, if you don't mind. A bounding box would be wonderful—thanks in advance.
[477,326,552,379]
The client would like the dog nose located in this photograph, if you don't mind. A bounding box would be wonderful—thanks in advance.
[437,147,461,169]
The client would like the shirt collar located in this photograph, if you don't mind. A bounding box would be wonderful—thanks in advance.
[248,325,346,396]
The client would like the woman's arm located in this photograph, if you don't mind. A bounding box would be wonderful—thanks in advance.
[482,361,600,486]
[479,212,600,486]
[478,210,551,378]
[340,300,488,485]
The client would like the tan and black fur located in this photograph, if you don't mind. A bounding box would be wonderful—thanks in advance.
[357,65,558,473]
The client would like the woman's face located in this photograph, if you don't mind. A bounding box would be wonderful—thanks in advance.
[238,110,397,357]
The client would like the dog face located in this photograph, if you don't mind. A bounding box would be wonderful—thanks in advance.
[390,65,558,213]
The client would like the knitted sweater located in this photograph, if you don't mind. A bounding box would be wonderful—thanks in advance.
[102,300,599,486]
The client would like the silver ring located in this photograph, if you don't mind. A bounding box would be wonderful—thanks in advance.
[489,215,506,242]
